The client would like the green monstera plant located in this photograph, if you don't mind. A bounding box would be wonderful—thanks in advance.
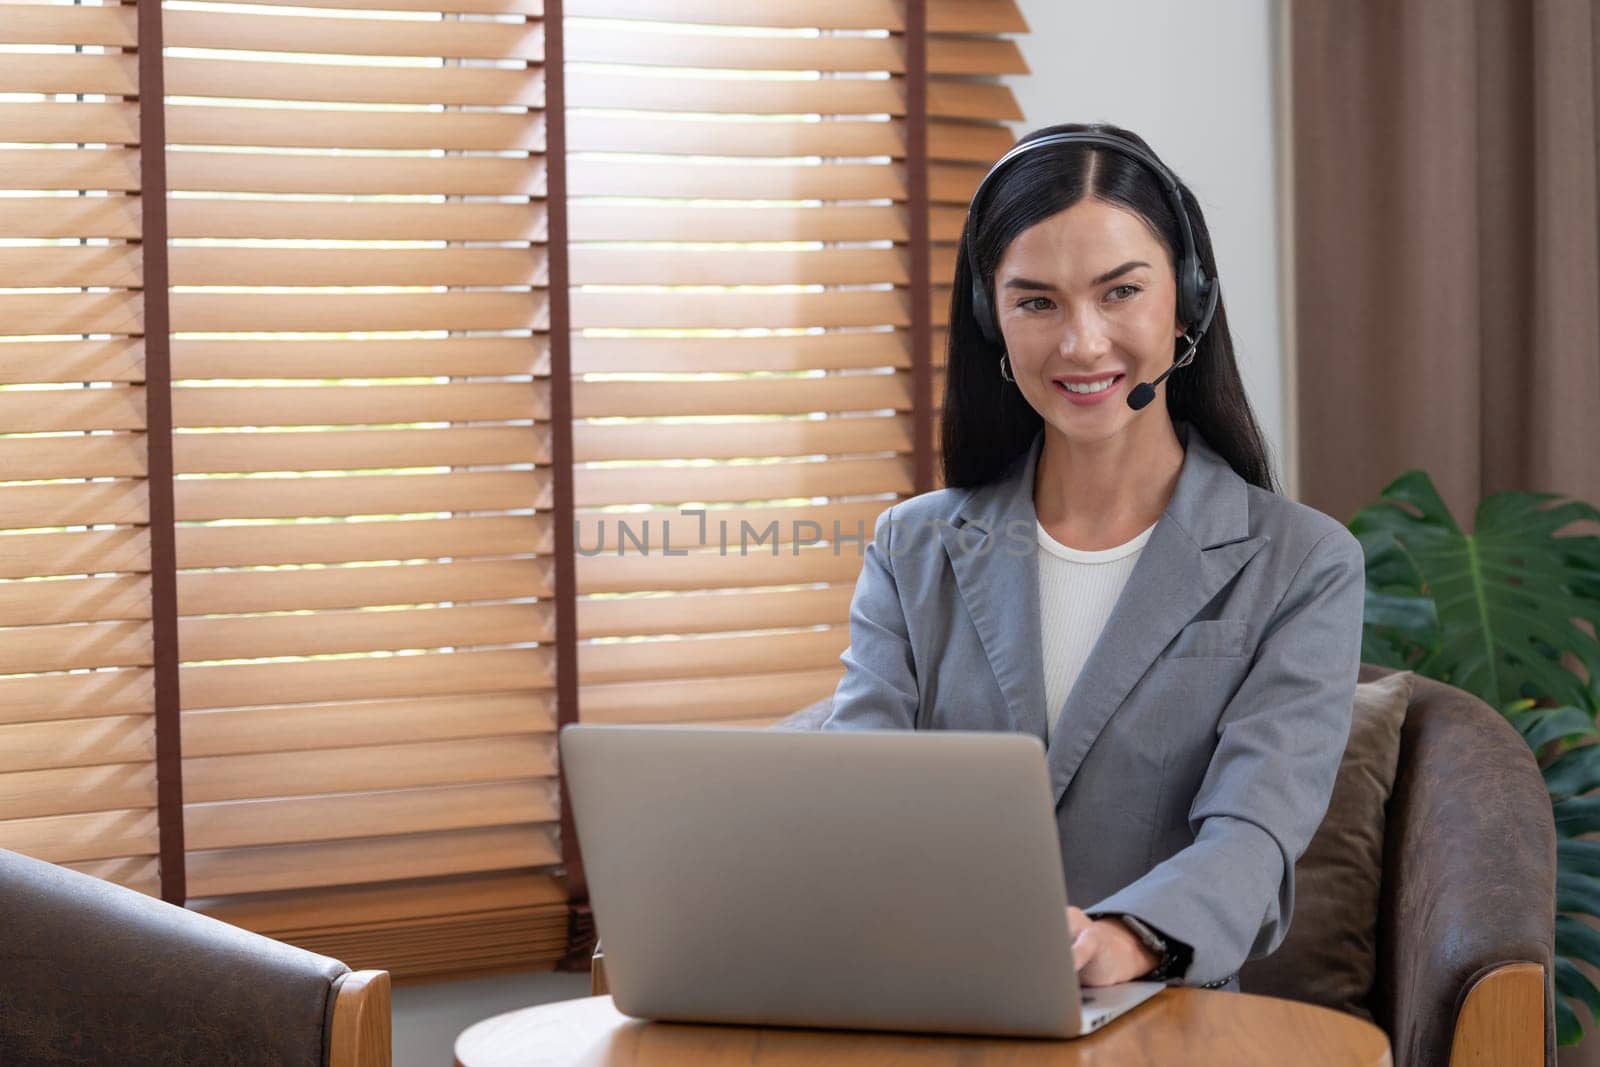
[1349,470,1600,1044]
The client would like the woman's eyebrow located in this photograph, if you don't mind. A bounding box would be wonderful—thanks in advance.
[1001,260,1151,291]
[1089,260,1150,286]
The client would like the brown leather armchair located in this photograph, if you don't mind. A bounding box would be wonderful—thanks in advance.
[0,848,391,1067]
[713,663,1554,1067]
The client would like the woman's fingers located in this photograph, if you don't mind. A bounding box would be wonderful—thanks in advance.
[1066,905,1091,937]
[1071,920,1099,973]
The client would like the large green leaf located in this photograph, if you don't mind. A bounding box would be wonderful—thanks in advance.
[1349,471,1600,710]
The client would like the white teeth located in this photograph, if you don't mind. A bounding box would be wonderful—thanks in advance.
[1060,377,1117,394]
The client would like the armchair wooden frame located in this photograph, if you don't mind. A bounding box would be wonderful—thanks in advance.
[330,970,394,1067]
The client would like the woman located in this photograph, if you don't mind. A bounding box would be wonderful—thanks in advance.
[820,123,1366,993]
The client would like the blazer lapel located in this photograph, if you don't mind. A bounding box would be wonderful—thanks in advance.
[937,422,1268,793]
[938,432,1050,741]
[1042,422,1266,806]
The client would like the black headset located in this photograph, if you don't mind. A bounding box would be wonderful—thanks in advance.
[963,131,1221,357]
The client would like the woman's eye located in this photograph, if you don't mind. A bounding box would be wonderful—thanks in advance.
[1107,284,1141,301]
[1018,297,1054,312]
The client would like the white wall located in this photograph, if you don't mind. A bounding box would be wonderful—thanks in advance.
[1007,0,1294,493]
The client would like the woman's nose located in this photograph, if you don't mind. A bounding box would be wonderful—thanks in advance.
[1057,311,1112,359]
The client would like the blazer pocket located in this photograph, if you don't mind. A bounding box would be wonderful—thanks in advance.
[1166,618,1248,659]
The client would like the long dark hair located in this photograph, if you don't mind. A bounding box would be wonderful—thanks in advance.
[940,121,1279,494]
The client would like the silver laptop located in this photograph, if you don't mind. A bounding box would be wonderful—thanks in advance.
[558,724,1165,1039]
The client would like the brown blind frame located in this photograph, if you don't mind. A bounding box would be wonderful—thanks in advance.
[906,0,931,494]
[137,0,188,907]
[0,1,164,900]
[541,0,589,966]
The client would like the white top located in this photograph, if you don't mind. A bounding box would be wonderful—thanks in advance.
[1036,518,1158,742]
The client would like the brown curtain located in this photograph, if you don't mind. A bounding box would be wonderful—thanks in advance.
[1292,0,1600,525]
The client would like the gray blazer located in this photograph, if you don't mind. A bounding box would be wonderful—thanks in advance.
[821,421,1366,987]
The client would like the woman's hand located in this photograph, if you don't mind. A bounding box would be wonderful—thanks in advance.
[1067,906,1159,986]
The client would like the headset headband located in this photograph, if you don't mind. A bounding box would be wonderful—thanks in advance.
[963,131,1218,346]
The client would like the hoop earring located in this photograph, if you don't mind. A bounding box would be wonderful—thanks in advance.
[998,352,1015,384]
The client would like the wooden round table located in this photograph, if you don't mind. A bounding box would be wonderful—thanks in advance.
[454,991,1392,1067]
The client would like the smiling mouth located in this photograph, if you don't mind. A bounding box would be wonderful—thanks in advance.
[1052,374,1125,395]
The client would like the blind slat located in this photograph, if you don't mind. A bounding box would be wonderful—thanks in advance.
[0,197,141,240]
[167,106,543,153]
[183,736,555,804]
[171,246,546,288]
[167,150,544,197]
[168,200,544,242]
[0,715,154,775]
[0,52,136,96]
[570,247,905,287]
[576,414,911,462]
[0,668,153,726]
[575,373,910,418]
[0,575,149,628]
[565,0,1026,33]
[0,246,142,289]
[176,426,546,476]
[181,648,555,712]
[182,691,555,758]
[174,470,550,522]
[184,824,559,898]
[1,3,135,48]
[0,432,147,482]
[0,149,140,192]
[165,56,544,107]
[568,204,905,244]
[214,0,542,13]
[565,25,903,72]
[178,559,549,617]
[0,620,150,676]
[171,337,542,381]
[572,333,908,374]
[570,290,907,331]
[566,70,901,115]
[928,81,1024,122]
[163,9,544,61]
[0,292,143,337]
[181,602,552,662]
[172,382,545,428]
[0,528,149,582]
[0,101,139,146]
[927,36,1029,76]
[169,291,548,335]
[580,627,846,685]
[186,780,555,851]
[175,516,547,569]
[579,666,842,725]
[0,762,156,821]
[568,158,904,201]
[64,856,160,895]
[0,340,143,385]
[579,584,854,640]
[0,808,159,866]
[575,455,912,508]
[567,114,902,159]
[0,482,149,533]
[929,119,1018,163]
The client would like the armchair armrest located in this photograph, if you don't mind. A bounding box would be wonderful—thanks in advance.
[1365,668,1556,1066]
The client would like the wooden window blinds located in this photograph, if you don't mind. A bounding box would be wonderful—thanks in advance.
[0,0,1026,981]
